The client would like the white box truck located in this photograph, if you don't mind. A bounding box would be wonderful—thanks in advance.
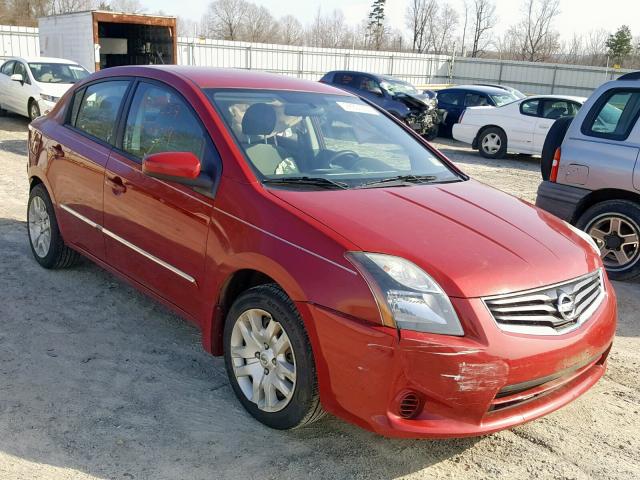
[39,10,177,73]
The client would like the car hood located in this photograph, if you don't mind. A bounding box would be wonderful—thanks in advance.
[35,82,75,99]
[395,92,435,110]
[269,180,600,298]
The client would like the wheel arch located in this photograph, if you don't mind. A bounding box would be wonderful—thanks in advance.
[206,262,306,356]
[475,124,507,143]
[573,188,640,223]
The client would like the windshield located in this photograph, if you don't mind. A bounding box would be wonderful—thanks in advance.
[491,93,519,106]
[28,63,89,84]
[207,89,460,189]
[380,79,419,96]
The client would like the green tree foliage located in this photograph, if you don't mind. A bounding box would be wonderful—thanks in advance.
[606,25,633,64]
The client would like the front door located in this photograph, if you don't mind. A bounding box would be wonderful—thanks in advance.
[103,80,217,317]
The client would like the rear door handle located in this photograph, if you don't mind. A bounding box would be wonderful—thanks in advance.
[107,175,127,195]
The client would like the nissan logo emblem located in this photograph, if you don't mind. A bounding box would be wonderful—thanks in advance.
[557,292,577,321]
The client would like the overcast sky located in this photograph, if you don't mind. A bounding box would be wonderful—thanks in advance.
[144,0,640,41]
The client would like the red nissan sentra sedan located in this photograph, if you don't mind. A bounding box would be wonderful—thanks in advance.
[26,66,616,438]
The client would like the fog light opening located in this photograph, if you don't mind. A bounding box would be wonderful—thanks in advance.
[398,392,423,419]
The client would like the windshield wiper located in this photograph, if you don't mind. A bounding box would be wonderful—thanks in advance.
[263,176,349,190]
[357,174,438,188]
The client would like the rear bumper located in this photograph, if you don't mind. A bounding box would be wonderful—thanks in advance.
[452,124,478,146]
[535,181,591,222]
[300,279,616,438]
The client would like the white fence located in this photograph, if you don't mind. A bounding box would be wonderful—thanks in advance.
[0,25,39,59]
[0,24,634,97]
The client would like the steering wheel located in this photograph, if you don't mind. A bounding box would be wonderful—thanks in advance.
[326,149,359,168]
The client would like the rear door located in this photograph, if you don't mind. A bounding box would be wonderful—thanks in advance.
[49,79,131,260]
[103,80,217,317]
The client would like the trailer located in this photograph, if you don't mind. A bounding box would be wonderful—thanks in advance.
[38,10,177,73]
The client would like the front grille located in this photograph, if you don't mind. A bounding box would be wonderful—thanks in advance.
[483,269,605,335]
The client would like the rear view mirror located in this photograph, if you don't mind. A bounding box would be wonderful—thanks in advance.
[10,73,23,83]
[142,152,215,194]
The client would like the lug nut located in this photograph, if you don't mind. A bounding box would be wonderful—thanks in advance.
[264,343,269,350]
[272,358,277,365]
[255,352,260,358]
[264,368,269,375]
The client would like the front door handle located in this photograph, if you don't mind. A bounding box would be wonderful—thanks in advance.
[107,175,127,195]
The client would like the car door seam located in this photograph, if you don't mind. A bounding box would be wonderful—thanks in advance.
[213,207,357,275]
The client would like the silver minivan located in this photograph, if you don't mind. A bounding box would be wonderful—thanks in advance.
[536,72,640,280]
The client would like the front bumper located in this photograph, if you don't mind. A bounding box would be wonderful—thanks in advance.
[299,279,616,438]
[536,180,591,223]
[37,98,57,116]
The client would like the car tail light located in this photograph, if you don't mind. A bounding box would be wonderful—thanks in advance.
[550,147,561,182]
[398,392,422,419]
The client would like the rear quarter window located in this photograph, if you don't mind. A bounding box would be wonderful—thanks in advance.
[582,88,640,141]
[437,91,463,106]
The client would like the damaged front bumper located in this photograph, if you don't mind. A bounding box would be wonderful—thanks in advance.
[299,281,616,439]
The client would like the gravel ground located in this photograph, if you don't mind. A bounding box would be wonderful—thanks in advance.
[0,113,638,480]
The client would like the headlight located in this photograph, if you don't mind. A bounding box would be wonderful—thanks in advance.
[564,221,601,256]
[40,94,59,103]
[346,252,464,336]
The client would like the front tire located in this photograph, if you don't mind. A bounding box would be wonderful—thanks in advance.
[577,200,640,281]
[223,284,324,429]
[478,127,507,159]
[29,99,41,121]
[28,184,80,269]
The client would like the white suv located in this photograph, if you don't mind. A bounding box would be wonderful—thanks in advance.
[0,56,90,120]
[536,71,640,280]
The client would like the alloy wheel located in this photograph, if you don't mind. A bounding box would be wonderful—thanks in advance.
[230,308,297,413]
[482,133,501,154]
[587,214,640,271]
[28,196,52,258]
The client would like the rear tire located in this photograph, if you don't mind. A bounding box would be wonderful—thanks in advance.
[576,200,640,281]
[541,116,573,180]
[478,127,507,159]
[28,184,80,269]
[223,284,324,429]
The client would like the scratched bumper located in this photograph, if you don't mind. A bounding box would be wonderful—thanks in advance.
[300,280,616,439]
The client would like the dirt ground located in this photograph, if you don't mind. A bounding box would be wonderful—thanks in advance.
[0,113,638,480]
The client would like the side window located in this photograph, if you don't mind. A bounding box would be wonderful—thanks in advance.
[520,99,540,116]
[334,73,355,87]
[74,81,129,144]
[465,93,489,107]
[437,92,463,106]
[68,88,86,126]
[123,82,207,162]
[13,62,29,83]
[584,90,640,140]
[1,61,15,76]
[542,100,572,120]
[358,77,383,96]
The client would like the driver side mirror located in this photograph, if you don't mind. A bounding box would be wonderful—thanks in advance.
[142,152,214,192]
[10,73,23,84]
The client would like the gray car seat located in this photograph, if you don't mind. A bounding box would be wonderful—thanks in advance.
[241,103,298,176]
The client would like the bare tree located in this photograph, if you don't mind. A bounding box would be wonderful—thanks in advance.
[306,8,352,49]
[278,15,304,46]
[405,0,436,53]
[202,0,247,40]
[470,0,496,57]
[519,0,561,61]
[431,3,459,54]
[107,0,144,12]
[242,3,278,43]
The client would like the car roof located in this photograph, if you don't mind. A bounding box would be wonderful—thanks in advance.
[523,94,587,103]
[439,85,513,95]
[90,66,353,95]
[5,56,81,64]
